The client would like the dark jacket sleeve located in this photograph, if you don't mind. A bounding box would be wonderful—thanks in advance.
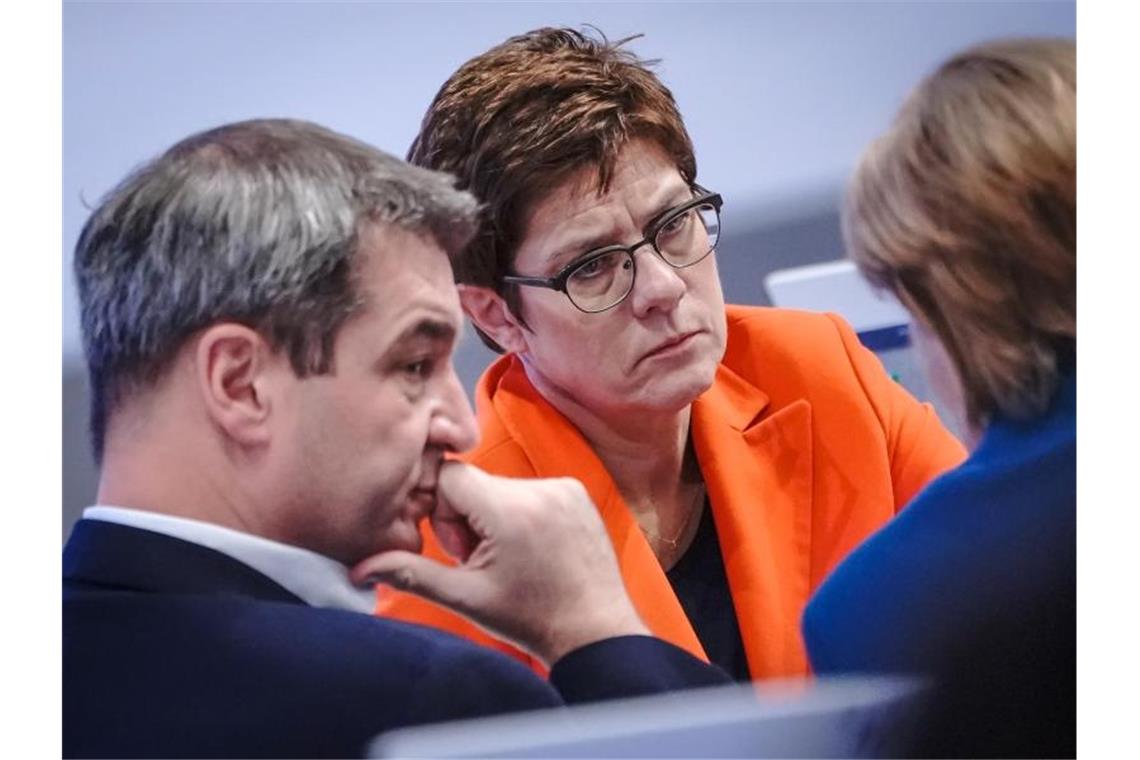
[549,635,731,703]
[402,640,564,726]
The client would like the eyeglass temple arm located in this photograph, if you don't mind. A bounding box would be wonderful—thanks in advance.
[501,274,560,288]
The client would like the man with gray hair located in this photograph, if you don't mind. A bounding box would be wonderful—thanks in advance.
[63,119,727,759]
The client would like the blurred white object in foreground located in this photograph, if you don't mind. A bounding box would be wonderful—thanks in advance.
[371,675,926,758]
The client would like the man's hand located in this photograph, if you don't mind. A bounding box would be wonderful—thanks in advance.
[350,462,649,666]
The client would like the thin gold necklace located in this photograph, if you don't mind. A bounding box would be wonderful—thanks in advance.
[638,482,706,550]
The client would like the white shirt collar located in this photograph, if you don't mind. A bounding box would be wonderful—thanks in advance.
[82,505,376,615]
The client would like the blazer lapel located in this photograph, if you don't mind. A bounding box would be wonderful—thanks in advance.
[490,358,708,662]
[691,364,814,677]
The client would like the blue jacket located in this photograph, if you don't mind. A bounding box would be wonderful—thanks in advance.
[63,519,729,758]
[802,369,1075,755]
[802,369,1075,674]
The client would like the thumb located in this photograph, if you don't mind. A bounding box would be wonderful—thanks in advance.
[435,461,503,526]
[351,550,480,613]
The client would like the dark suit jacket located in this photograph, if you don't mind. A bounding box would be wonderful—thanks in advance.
[63,519,729,758]
[803,368,1076,757]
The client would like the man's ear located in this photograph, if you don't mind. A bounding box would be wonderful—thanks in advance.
[194,323,280,447]
[457,284,529,354]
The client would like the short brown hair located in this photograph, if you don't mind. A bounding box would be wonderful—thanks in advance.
[409,26,697,351]
[843,38,1075,429]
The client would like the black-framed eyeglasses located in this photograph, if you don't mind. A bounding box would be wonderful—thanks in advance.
[501,186,723,314]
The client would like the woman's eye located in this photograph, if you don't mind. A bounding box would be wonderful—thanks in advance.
[578,258,602,276]
[573,252,620,280]
[658,210,691,237]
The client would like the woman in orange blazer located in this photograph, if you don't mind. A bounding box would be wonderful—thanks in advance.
[377,27,965,681]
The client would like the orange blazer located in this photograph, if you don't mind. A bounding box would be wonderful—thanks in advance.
[377,306,966,679]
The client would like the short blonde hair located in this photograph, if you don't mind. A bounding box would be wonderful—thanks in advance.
[843,38,1075,429]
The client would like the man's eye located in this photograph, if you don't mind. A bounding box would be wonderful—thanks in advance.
[403,359,433,378]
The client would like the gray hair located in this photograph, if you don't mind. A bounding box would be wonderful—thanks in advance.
[75,118,479,462]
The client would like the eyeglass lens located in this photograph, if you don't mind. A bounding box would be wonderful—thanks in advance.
[566,202,721,312]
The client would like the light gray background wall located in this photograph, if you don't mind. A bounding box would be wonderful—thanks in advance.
[63,1,1075,539]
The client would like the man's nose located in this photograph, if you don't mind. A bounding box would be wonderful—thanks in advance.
[430,366,479,454]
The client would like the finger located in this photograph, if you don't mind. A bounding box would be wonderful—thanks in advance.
[431,512,478,563]
[435,461,494,511]
[435,461,504,531]
[427,481,480,562]
[351,550,480,615]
